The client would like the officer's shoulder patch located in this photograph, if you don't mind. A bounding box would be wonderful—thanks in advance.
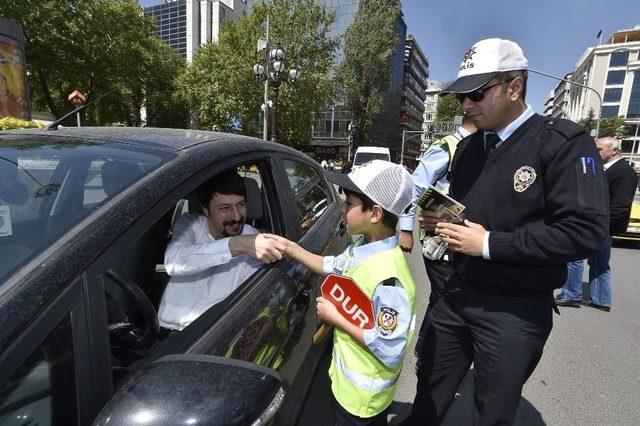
[544,118,586,140]
[377,307,398,335]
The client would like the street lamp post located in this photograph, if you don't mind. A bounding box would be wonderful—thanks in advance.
[529,68,603,137]
[252,24,300,143]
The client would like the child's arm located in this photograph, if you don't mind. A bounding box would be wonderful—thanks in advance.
[316,297,364,345]
[263,234,324,274]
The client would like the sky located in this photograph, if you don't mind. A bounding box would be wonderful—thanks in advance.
[400,0,640,111]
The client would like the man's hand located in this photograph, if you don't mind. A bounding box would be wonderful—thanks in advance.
[229,234,286,263]
[418,209,446,233]
[398,230,414,252]
[436,219,486,257]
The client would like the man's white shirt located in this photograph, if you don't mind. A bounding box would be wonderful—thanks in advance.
[158,213,261,331]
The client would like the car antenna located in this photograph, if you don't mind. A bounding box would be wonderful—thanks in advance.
[45,63,163,131]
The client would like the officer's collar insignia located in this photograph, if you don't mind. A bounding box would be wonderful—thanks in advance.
[514,166,536,192]
[377,307,398,336]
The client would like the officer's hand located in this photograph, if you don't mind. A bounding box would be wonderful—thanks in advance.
[316,297,340,324]
[398,230,414,252]
[229,234,286,263]
[418,210,446,233]
[436,220,486,257]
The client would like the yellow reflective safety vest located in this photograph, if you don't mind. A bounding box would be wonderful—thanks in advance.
[328,246,416,418]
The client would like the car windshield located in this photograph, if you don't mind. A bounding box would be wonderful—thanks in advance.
[0,135,175,282]
[353,152,389,165]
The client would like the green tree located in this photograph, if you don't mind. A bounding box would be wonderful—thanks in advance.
[578,108,596,135]
[176,0,338,148]
[0,0,187,126]
[598,116,629,138]
[435,91,463,122]
[339,0,402,146]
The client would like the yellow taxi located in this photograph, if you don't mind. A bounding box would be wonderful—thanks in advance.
[613,201,640,242]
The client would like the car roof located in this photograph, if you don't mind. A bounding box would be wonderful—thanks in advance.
[2,127,292,154]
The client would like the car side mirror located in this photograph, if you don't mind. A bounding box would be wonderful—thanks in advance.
[93,354,284,426]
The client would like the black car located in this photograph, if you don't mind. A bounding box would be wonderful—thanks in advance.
[0,127,350,425]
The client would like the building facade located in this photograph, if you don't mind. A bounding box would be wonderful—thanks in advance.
[310,0,407,162]
[401,35,429,164]
[143,0,246,61]
[422,80,442,143]
[567,26,640,161]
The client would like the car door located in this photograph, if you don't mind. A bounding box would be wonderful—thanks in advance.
[0,278,95,425]
[263,155,350,423]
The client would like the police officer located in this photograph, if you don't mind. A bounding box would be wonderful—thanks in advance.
[399,115,477,305]
[402,38,609,425]
[399,115,476,356]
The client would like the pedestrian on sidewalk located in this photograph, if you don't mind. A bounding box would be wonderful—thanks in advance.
[556,136,638,312]
[401,38,609,426]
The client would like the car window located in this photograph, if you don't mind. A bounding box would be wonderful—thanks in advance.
[96,161,275,386]
[282,160,332,233]
[0,315,77,426]
[353,152,390,165]
[0,135,175,282]
[205,273,299,370]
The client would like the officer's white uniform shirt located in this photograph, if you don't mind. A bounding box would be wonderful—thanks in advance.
[323,235,415,369]
[158,213,261,331]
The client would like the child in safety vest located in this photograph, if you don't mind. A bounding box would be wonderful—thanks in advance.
[266,160,417,425]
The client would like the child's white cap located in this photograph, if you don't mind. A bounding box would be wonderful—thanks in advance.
[325,160,414,217]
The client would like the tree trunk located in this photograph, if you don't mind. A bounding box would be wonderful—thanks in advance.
[37,68,60,119]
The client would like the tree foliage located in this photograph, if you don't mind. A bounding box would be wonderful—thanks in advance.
[435,92,463,122]
[339,0,402,146]
[176,0,338,148]
[578,108,596,135]
[0,0,188,126]
[597,116,630,138]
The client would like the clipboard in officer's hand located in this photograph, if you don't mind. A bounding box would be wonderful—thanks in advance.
[312,274,374,345]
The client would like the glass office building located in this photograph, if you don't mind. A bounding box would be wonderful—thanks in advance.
[312,0,408,161]
[143,0,246,61]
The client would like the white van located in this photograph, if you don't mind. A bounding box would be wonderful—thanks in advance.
[352,146,391,170]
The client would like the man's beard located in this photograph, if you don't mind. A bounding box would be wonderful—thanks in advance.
[222,219,245,237]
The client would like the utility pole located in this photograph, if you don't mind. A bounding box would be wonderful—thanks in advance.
[263,14,270,141]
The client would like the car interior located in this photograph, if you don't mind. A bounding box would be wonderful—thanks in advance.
[103,162,274,382]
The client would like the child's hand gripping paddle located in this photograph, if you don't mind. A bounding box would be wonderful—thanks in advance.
[312,274,375,345]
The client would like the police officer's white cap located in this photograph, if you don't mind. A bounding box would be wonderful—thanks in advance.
[444,38,528,94]
[325,160,414,217]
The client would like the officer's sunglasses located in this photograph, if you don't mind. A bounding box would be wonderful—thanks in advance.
[456,77,516,103]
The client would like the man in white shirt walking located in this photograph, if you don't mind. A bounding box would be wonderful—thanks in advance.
[158,169,285,332]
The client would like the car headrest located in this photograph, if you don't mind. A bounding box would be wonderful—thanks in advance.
[186,177,263,219]
[101,160,143,198]
[244,177,263,220]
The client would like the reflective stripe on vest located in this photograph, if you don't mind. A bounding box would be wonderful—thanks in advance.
[332,348,398,392]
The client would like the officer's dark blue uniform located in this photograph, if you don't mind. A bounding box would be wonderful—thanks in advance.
[404,37,609,426]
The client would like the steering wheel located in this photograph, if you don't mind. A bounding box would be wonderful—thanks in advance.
[105,268,160,349]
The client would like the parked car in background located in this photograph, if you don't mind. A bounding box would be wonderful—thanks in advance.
[613,201,640,243]
[0,127,350,425]
[352,146,391,171]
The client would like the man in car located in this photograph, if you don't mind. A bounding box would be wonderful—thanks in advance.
[157,169,285,333]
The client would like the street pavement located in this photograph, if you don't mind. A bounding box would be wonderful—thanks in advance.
[298,237,640,425]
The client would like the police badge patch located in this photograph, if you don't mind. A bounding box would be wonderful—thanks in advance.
[513,166,537,192]
[377,307,398,336]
